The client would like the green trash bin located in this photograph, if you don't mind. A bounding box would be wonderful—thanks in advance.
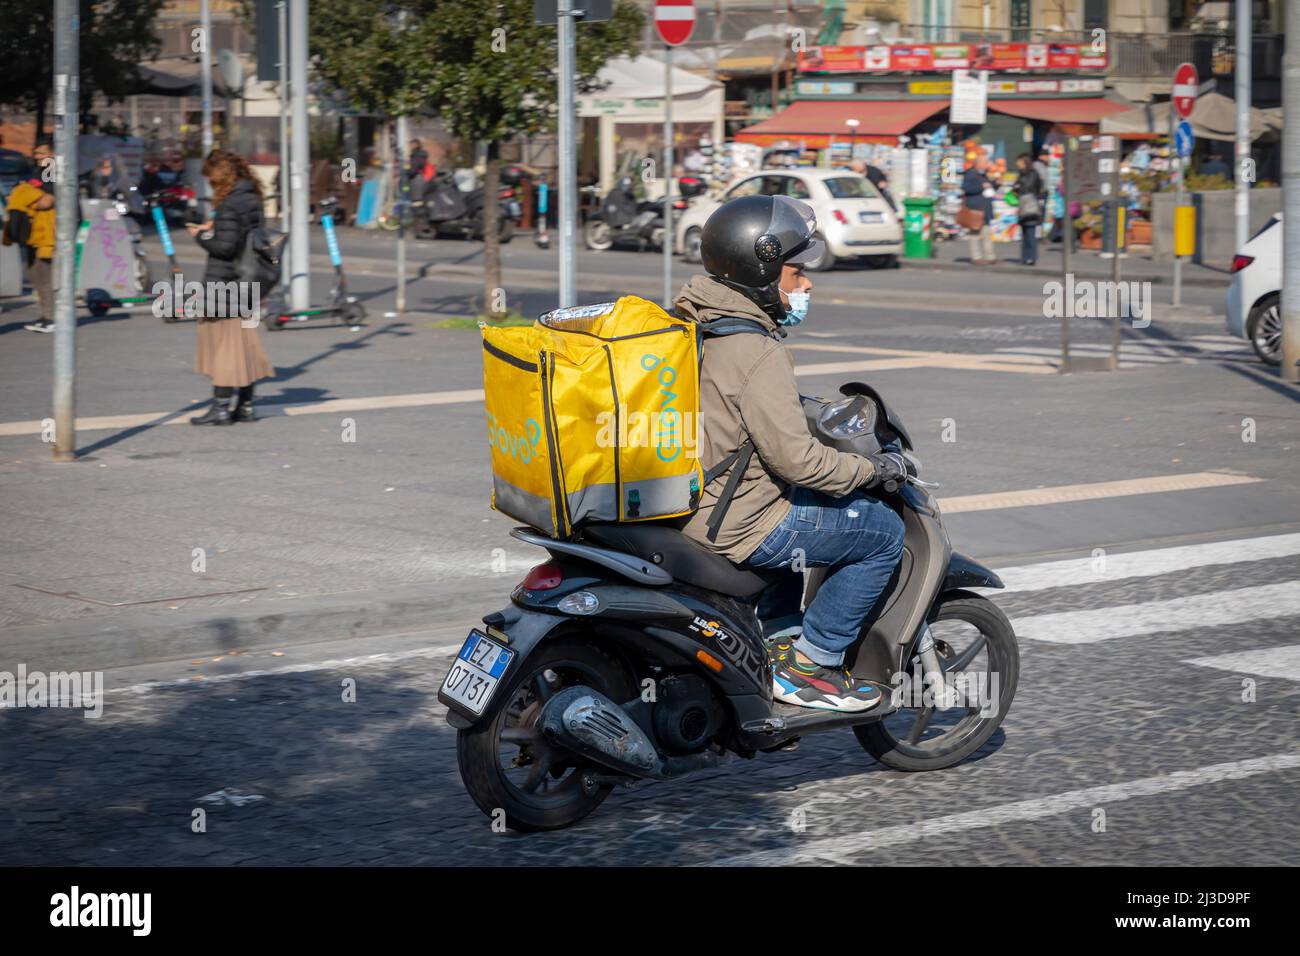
[902,196,936,259]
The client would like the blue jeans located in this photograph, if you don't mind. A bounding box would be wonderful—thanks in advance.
[746,488,906,667]
[1020,221,1039,264]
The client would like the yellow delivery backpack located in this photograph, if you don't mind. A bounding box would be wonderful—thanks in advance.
[481,296,704,538]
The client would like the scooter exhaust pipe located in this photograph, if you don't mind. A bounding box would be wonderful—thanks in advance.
[539,685,664,779]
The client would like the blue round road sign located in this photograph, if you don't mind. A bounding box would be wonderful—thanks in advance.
[1174,120,1194,159]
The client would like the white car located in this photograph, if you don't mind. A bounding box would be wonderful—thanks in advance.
[676,168,903,270]
[1225,213,1282,365]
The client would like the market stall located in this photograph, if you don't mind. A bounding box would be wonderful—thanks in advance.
[576,55,725,196]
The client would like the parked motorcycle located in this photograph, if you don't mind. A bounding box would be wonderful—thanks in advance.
[413,167,523,242]
[585,176,707,253]
[584,177,664,252]
[441,382,1019,832]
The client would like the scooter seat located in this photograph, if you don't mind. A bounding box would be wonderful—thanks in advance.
[580,522,769,599]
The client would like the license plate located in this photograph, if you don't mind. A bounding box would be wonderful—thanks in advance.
[859,210,884,223]
[440,629,515,716]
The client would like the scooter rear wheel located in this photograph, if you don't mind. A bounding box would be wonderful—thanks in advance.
[456,635,635,832]
[854,591,1018,771]
[340,301,366,328]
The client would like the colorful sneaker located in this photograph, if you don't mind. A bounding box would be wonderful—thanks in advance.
[769,641,882,713]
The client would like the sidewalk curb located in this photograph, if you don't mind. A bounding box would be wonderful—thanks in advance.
[0,579,501,674]
[900,255,1228,288]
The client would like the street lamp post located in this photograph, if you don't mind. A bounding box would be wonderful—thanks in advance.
[200,0,214,216]
[52,0,79,461]
[1234,0,1252,254]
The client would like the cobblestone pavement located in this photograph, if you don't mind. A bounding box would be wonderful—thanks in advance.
[5,547,1298,866]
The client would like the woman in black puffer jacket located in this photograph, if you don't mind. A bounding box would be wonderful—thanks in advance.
[186,148,275,425]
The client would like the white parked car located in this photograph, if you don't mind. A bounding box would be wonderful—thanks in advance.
[1225,213,1282,365]
[676,168,903,270]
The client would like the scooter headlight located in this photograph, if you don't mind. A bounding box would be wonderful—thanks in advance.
[115,201,129,216]
[557,591,600,615]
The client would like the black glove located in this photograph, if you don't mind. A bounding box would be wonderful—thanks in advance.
[866,451,910,489]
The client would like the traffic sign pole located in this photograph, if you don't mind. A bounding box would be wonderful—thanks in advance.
[663,43,673,308]
[558,0,576,307]
[654,0,695,308]
[1060,136,1071,371]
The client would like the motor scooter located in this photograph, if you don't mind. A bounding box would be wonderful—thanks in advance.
[441,382,1019,832]
[413,168,523,242]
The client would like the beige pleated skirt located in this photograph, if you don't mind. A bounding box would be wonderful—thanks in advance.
[195,317,275,387]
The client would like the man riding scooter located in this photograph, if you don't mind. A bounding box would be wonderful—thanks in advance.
[673,195,909,713]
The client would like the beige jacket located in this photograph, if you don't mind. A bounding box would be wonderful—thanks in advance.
[674,275,875,562]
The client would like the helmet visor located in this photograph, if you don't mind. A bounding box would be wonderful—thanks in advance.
[785,236,825,266]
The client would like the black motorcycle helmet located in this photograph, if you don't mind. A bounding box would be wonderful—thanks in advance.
[699,194,824,323]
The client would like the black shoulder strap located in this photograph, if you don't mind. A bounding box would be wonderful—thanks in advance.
[703,440,754,542]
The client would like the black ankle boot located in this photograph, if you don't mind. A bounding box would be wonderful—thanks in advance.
[233,386,256,422]
[190,400,233,425]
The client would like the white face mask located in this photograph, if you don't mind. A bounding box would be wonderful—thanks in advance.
[781,289,811,327]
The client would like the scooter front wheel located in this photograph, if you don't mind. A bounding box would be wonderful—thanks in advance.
[456,634,634,833]
[854,591,1018,771]
[584,220,613,251]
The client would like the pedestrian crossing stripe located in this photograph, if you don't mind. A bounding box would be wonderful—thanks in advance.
[1010,581,1300,644]
[993,532,1300,594]
[994,337,1254,367]
[714,753,1300,866]
[1183,645,1300,682]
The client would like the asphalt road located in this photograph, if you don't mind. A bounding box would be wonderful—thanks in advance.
[1,231,1297,866]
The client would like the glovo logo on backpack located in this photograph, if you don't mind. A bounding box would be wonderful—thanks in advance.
[480,296,703,538]
[637,351,691,464]
[486,412,541,465]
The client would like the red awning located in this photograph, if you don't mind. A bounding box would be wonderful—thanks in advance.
[735,100,949,148]
[987,97,1131,124]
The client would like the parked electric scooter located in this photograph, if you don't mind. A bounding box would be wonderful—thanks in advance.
[79,190,157,318]
[533,176,551,249]
[441,382,1019,832]
[265,197,365,331]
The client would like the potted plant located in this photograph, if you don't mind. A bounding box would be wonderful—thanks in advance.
[1074,203,1103,248]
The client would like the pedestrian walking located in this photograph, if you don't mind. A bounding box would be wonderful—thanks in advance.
[1013,153,1043,266]
[187,148,275,426]
[2,140,57,333]
[960,155,996,265]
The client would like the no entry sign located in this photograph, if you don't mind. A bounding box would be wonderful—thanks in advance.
[654,0,695,46]
[1172,62,1199,118]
